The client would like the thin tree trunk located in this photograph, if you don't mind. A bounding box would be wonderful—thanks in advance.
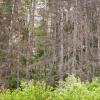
[57,0,64,80]
[26,0,36,81]
[72,0,78,75]
[97,3,100,76]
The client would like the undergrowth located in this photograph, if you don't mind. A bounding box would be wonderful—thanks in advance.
[0,75,100,100]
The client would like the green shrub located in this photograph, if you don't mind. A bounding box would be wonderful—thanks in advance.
[6,74,17,89]
[52,76,100,100]
[0,76,100,100]
[0,80,53,100]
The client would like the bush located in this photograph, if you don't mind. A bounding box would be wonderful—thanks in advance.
[0,76,100,100]
[53,76,100,100]
[0,80,53,100]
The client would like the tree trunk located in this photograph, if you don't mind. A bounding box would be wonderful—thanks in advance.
[26,0,36,81]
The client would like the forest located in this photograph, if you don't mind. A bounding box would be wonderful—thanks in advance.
[0,0,100,100]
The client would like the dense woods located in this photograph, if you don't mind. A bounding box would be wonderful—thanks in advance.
[0,0,100,99]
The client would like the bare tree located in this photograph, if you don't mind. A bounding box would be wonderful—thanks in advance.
[26,0,36,81]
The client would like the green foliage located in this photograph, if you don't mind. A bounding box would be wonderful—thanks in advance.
[0,33,8,42]
[53,76,100,100]
[0,50,6,62]
[64,20,74,33]
[1,76,100,100]
[34,26,46,36]
[0,0,11,13]
[20,21,29,41]
[6,74,17,89]
[0,81,53,100]
[21,0,32,5]
[90,20,97,33]
[0,4,11,12]
[33,47,44,61]
[35,48,44,58]
[20,56,27,66]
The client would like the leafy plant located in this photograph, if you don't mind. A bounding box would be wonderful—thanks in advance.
[1,76,100,100]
